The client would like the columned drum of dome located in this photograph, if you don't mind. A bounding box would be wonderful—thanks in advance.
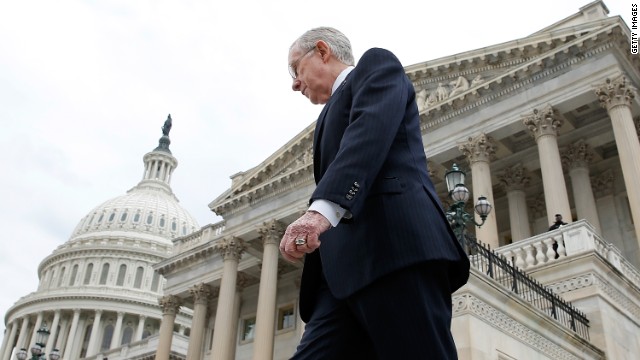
[2,115,198,360]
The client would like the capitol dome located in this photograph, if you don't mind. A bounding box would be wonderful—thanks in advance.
[69,169,199,246]
[1,115,198,360]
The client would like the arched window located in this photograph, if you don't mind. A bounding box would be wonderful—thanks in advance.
[57,267,66,288]
[120,210,128,222]
[99,263,110,285]
[133,210,141,223]
[108,210,116,223]
[159,215,166,228]
[101,324,114,351]
[151,272,160,292]
[116,264,127,286]
[133,267,144,289]
[121,326,134,345]
[69,264,79,286]
[83,263,93,285]
[146,212,154,225]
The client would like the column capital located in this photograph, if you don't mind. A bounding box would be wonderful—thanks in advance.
[592,169,615,197]
[523,105,563,140]
[562,140,594,170]
[498,164,530,191]
[214,237,246,261]
[595,75,637,112]
[459,133,496,163]
[159,295,182,315]
[189,283,213,306]
[258,220,285,246]
[528,197,546,218]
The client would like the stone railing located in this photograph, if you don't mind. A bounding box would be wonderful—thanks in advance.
[174,220,226,253]
[496,220,640,290]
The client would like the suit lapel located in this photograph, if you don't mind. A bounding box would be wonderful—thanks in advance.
[312,75,351,182]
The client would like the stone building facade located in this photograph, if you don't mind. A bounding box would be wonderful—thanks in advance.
[153,2,640,360]
[3,1,639,360]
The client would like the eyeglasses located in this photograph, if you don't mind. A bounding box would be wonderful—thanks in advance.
[288,46,316,79]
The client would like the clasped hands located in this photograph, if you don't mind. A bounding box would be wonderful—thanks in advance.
[280,210,331,263]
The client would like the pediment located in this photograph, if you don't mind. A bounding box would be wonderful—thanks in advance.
[405,12,628,130]
[209,122,315,216]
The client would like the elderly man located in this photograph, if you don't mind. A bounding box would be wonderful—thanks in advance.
[280,27,469,359]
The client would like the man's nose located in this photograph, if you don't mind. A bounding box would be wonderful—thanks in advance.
[291,78,301,91]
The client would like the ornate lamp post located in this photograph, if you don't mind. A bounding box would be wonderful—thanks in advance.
[15,324,60,360]
[444,164,492,252]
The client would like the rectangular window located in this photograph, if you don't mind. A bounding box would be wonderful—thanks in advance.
[277,305,295,331]
[241,317,256,342]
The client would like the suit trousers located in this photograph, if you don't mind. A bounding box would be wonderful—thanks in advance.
[291,261,458,360]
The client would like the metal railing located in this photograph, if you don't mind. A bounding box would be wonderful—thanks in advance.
[464,234,590,340]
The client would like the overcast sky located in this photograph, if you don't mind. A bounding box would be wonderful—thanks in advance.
[0,0,632,346]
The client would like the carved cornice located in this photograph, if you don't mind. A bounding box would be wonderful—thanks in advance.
[453,293,588,360]
[595,74,637,112]
[498,164,531,191]
[562,140,594,170]
[523,105,563,140]
[459,133,496,163]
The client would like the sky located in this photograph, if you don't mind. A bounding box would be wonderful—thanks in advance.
[0,0,633,347]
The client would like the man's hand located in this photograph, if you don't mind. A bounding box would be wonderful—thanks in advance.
[280,210,332,263]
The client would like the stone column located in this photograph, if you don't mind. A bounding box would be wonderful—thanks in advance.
[15,316,30,350]
[63,309,81,360]
[134,315,146,342]
[155,295,182,360]
[55,317,70,358]
[562,140,602,234]
[30,312,44,348]
[211,237,246,360]
[85,310,102,356]
[498,164,532,242]
[45,310,62,356]
[229,274,248,360]
[523,105,572,225]
[460,133,499,248]
[1,320,18,360]
[186,283,213,360]
[110,312,125,349]
[596,75,640,251]
[253,220,285,360]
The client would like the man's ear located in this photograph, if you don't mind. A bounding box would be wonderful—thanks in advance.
[315,40,331,63]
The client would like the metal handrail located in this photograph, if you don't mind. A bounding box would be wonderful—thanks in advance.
[465,234,590,340]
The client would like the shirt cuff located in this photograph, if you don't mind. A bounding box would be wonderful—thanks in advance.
[309,199,347,227]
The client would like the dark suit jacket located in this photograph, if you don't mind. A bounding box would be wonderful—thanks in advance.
[299,48,469,322]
